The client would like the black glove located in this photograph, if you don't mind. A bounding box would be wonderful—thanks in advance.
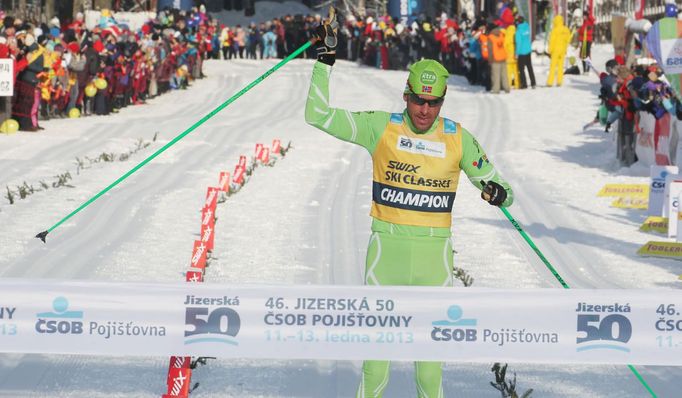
[481,181,507,207]
[313,8,338,66]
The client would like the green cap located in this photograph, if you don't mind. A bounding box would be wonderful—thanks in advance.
[405,59,449,97]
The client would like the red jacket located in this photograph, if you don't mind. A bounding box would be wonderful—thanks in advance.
[577,15,595,43]
[435,29,449,53]
[498,6,514,28]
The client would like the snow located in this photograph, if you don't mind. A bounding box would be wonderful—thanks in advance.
[0,46,680,396]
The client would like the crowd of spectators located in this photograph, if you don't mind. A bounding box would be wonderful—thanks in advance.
[580,2,682,166]
[1,0,577,133]
[0,6,209,132]
[220,0,542,93]
[598,58,679,132]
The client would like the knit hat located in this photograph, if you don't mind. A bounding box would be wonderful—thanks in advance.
[405,59,449,97]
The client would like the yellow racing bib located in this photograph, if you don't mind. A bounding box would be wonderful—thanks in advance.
[370,114,463,228]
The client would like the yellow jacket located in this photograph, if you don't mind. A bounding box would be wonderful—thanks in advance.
[548,15,571,57]
[504,25,516,62]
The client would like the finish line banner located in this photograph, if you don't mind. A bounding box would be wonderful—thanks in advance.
[0,280,680,366]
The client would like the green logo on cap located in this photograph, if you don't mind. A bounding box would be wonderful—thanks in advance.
[420,71,437,84]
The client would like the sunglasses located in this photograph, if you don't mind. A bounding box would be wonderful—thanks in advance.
[408,92,445,107]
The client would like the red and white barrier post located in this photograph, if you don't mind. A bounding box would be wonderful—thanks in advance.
[163,366,192,398]
[218,171,231,193]
[190,240,207,269]
[272,138,282,155]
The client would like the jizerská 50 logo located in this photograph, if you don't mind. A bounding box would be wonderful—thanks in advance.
[184,294,241,345]
[575,302,632,352]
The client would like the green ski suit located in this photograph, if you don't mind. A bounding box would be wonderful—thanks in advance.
[304,61,513,398]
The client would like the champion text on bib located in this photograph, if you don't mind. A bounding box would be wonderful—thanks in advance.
[371,115,463,228]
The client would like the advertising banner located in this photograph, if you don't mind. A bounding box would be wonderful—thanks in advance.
[640,216,668,234]
[597,184,648,197]
[388,0,422,25]
[637,241,682,260]
[0,59,13,97]
[84,10,157,32]
[0,280,681,365]
[646,17,682,98]
[665,179,682,236]
[649,166,679,216]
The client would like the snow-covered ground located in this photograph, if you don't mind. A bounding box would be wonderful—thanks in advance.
[0,45,680,397]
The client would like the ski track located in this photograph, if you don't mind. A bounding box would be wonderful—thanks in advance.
[0,58,679,397]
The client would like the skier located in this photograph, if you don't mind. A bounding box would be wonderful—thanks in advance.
[306,12,514,398]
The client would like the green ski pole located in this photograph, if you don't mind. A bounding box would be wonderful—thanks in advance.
[498,206,657,397]
[35,41,312,243]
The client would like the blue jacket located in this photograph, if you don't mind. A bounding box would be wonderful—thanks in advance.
[515,22,532,56]
[468,34,482,60]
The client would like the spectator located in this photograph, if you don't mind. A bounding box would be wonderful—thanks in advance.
[14,32,45,131]
[477,24,491,91]
[262,26,277,59]
[488,24,509,94]
[234,24,245,59]
[515,16,536,89]
[497,0,515,28]
[504,22,519,89]
[546,15,571,87]
[577,8,595,74]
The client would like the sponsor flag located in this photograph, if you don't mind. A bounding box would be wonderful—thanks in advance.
[218,172,231,192]
[201,206,213,227]
[233,165,245,185]
[610,197,648,209]
[637,240,682,260]
[647,164,677,217]
[639,216,669,234]
[167,356,190,384]
[272,139,282,155]
[201,217,215,252]
[164,367,192,398]
[255,143,263,158]
[596,184,648,197]
[666,180,682,237]
[205,187,219,211]
[259,147,270,164]
[185,268,204,283]
[238,155,247,169]
[190,240,207,269]
[646,17,682,98]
